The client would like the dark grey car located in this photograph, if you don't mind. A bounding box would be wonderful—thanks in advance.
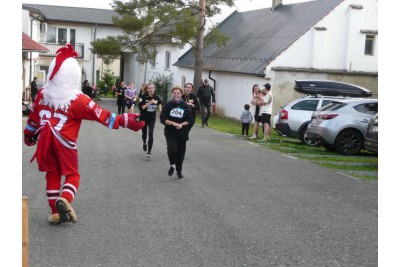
[364,113,378,153]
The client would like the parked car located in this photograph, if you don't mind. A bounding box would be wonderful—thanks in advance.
[273,95,344,146]
[364,113,378,153]
[307,99,378,155]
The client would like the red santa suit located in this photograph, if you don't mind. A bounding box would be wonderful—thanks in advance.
[24,44,144,224]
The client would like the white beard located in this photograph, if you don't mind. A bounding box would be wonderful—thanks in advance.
[42,57,82,110]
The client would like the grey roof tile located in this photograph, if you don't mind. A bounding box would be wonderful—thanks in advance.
[22,3,119,25]
[174,0,344,75]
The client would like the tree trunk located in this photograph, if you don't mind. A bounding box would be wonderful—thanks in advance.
[193,0,205,94]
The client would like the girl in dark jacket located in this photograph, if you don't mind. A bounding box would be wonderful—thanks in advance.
[183,83,200,131]
[160,86,193,179]
[138,83,162,158]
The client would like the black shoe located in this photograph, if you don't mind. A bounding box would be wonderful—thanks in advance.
[168,166,175,176]
[206,122,209,126]
[177,172,184,180]
[147,152,151,158]
[143,143,147,151]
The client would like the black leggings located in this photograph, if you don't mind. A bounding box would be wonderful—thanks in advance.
[142,119,156,152]
[165,135,187,173]
[118,103,125,115]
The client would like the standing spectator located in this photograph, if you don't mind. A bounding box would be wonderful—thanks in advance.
[116,81,127,115]
[125,82,137,113]
[183,82,200,131]
[30,76,38,101]
[240,104,253,136]
[82,81,93,99]
[92,84,98,101]
[160,86,193,180]
[138,82,162,158]
[112,85,117,98]
[258,83,273,141]
[196,79,215,127]
[249,84,262,139]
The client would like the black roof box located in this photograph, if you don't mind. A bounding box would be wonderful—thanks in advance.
[294,80,372,97]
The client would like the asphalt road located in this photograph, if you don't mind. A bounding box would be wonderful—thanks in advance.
[22,98,377,267]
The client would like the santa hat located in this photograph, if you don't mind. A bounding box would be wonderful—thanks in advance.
[42,44,82,110]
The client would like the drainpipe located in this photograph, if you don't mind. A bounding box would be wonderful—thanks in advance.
[29,13,43,86]
[208,71,216,113]
[92,23,97,85]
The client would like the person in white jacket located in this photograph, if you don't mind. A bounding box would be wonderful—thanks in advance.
[257,83,273,141]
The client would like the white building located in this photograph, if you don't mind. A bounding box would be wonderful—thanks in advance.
[174,0,378,120]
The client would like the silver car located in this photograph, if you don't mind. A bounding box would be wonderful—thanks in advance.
[307,98,378,155]
[273,95,344,146]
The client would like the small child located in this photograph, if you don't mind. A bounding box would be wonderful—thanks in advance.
[240,104,253,136]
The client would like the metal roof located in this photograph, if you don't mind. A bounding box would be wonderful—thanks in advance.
[174,0,345,75]
[22,4,119,26]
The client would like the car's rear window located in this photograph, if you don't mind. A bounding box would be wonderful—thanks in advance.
[291,100,319,111]
[319,101,347,111]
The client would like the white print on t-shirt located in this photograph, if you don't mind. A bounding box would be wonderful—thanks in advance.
[147,104,156,112]
[170,107,184,118]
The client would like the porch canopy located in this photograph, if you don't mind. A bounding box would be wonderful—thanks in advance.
[22,32,49,52]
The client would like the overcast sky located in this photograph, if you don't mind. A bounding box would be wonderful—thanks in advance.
[22,0,310,24]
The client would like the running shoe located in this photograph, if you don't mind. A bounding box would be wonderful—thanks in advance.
[147,152,151,158]
[177,172,184,180]
[168,166,175,176]
[143,143,147,151]
[56,197,77,223]
[48,213,60,225]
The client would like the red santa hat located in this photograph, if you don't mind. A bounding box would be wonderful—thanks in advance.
[42,44,83,110]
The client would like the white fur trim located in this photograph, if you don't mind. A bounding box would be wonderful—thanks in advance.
[42,57,82,110]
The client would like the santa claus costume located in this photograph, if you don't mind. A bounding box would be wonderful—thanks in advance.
[24,44,144,224]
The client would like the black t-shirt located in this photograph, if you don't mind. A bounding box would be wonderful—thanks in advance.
[138,93,162,121]
[160,100,193,140]
[117,86,126,105]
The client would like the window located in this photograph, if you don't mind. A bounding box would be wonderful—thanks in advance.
[46,27,76,45]
[46,27,56,43]
[291,100,319,111]
[165,51,171,69]
[364,35,375,55]
[354,103,378,114]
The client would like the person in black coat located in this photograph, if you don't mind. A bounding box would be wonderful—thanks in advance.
[116,81,127,115]
[160,86,193,179]
[30,76,38,101]
[196,79,215,127]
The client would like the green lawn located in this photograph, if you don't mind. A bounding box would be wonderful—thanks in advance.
[201,114,378,181]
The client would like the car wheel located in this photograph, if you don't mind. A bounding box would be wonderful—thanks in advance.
[335,129,364,155]
[299,127,320,147]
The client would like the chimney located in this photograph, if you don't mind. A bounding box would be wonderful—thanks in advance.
[271,0,283,12]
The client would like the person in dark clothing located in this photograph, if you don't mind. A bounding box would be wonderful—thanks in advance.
[160,86,193,180]
[31,76,38,101]
[138,82,162,158]
[196,79,215,127]
[82,81,93,99]
[116,81,127,115]
[183,82,200,131]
